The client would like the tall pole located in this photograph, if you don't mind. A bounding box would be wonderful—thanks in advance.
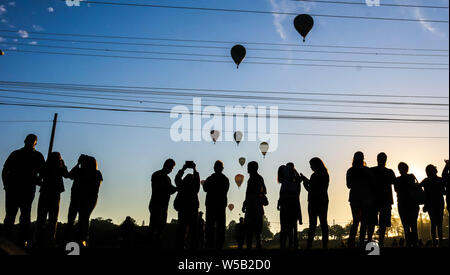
[48,113,58,159]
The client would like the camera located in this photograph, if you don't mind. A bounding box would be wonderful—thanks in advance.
[185,161,195,169]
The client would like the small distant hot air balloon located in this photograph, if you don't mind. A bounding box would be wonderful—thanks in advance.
[201,180,205,185]
[234,131,243,146]
[210,130,220,144]
[231,45,246,69]
[259,142,269,158]
[0,50,4,56]
[235,174,244,188]
[239,157,246,167]
[294,14,314,42]
[228,204,235,211]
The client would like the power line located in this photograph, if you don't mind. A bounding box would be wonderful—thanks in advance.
[7,49,449,71]
[74,1,450,23]
[3,35,448,57]
[1,81,447,106]
[1,91,447,118]
[0,119,446,139]
[290,0,449,9]
[4,42,449,67]
[1,29,448,52]
[1,101,448,123]
[3,80,446,100]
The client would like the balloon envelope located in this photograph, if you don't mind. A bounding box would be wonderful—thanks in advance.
[239,157,246,167]
[235,174,244,188]
[231,45,246,68]
[228,204,235,211]
[234,131,243,145]
[0,50,4,56]
[210,130,220,143]
[294,14,314,42]
[200,180,205,185]
[259,142,269,158]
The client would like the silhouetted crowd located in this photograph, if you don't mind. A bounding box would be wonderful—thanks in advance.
[1,134,449,251]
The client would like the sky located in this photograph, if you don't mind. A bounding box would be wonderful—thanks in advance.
[0,0,448,232]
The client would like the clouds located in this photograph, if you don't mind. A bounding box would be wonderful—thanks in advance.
[48,7,54,13]
[29,41,38,45]
[18,30,29,38]
[0,5,7,15]
[414,8,446,38]
[32,25,44,31]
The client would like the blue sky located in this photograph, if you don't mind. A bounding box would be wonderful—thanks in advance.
[0,0,448,231]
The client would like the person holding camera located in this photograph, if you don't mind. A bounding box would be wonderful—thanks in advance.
[243,161,267,250]
[174,161,200,250]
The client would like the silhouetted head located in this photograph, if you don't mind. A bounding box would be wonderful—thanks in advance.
[163,159,176,174]
[310,157,327,173]
[78,154,89,169]
[87,156,98,171]
[239,217,244,224]
[24,134,37,150]
[398,162,409,175]
[425,164,438,178]
[352,151,365,167]
[199,211,203,218]
[277,165,286,183]
[247,161,259,174]
[48,152,62,167]
[214,160,224,174]
[125,216,132,222]
[377,152,387,167]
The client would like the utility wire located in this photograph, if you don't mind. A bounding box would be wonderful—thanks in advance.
[6,49,449,71]
[3,42,449,67]
[3,35,448,57]
[289,0,449,9]
[1,29,448,52]
[72,1,450,23]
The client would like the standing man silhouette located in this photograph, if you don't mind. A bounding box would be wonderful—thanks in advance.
[203,160,230,249]
[369,152,396,247]
[149,159,177,250]
[2,134,45,246]
[243,161,267,250]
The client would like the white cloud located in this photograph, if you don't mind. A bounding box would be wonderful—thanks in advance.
[13,38,18,42]
[32,25,44,31]
[414,8,446,38]
[48,7,54,13]
[8,2,15,7]
[0,5,7,15]
[1,18,7,23]
[9,46,16,50]
[18,30,29,38]
[29,41,38,45]
[0,37,5,42]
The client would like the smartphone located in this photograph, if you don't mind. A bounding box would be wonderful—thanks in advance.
[185,161,195,168]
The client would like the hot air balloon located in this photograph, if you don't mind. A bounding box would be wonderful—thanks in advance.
[234,131,243,146]
[0,50,4,56]
[235,174,244,188]
[294,14,314,42]
[239,157,246,167]
[228,204,235,211]
[210,130,220,144]
[259,142,269,158]
[200,180,205,185]
[231,45,246,69]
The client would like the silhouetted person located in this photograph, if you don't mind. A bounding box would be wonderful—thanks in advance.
[369,152,396,247]
[346,151,376,248]
[174,161,200,250]
[67,155,103,246]
[394,162,420,248]
[235,217,246,250]
[442,160,449,213]
[36,152,69,245]
[278,163,302,249]
[120,216,135,248]
[2,134,45,246]
[243,161,267,250]
[149,159,177,250]
[301,157,329,249]
[420,164,445,247]
[197,211,205,249]
[203,160,230,249]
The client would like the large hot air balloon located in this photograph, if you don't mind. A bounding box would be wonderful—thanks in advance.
[259,142,269,158]
[210,130,220,144]
[235,174,244,188]
[294,14,314,42]
[231,45,246,69]
[228,204,235,211]
[234,131,243,146]
[239,157,246,167]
